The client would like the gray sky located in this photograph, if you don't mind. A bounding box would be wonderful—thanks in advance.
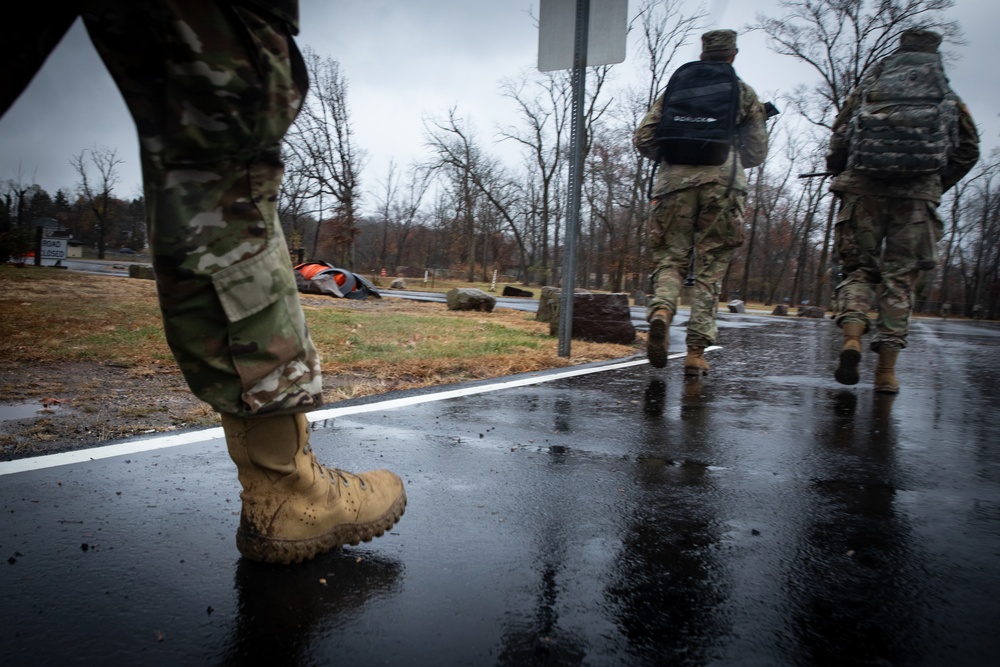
[1,0,997,212]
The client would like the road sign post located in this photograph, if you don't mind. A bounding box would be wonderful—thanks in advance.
[538,0,626,357]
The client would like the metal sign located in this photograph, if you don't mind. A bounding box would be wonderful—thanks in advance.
[40,237,68,260]
[538,0,629,356]
[538,0,627,72]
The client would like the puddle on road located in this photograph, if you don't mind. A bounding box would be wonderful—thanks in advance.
[0,402,67,422]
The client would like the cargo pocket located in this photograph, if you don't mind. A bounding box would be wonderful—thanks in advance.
[834,197,860,268]
[915,200,944,271]
[647,198,666,251]
[723,196,746,248]
[212,242,311,398]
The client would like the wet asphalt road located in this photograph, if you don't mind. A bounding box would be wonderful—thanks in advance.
[2,313,999,666]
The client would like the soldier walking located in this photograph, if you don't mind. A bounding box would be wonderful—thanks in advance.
[827,28,980,393]
[633,30,769,376]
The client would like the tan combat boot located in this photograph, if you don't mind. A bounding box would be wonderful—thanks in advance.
[874,346,901,394]
[221,412,407,564]
[834,321,865,386]
[647,308,672,369]
[684,344,710,377]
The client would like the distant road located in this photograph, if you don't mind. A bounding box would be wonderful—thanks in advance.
[43,261,652,330]
[38,257,135,276]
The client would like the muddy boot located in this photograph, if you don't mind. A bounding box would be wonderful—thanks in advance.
[647,308,672,369]
[874,346,901,394]
[684,345,710,377]
[834,321,865,386]
[221,412,407,564]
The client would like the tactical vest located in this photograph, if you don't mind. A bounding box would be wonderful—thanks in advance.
[847,51,959,178]
[654,61,741,166]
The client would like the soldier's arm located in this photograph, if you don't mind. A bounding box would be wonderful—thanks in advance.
[825,89,860,175]
[633,94,664,161]
[942,100,981,192]
[737,84,768,168]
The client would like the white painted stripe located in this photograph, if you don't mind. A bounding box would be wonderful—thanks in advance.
[0,346,717,476]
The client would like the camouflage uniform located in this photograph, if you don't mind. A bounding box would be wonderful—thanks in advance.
[634,32,769,349]
[827,33,980,351]
[1,1,322,417]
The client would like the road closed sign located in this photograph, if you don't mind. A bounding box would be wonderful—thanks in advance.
[41,237,68,260]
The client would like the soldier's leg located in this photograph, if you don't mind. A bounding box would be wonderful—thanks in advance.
[869,199,941,394]
[81,1,320,417]
[833,194,884,328]
[874,199,942,350]
[81,1,405,563]
[646,193,694,320]
[833,194,884,385]
[685,186,743,347]
[646,193,692,368]
[682,185,743,376]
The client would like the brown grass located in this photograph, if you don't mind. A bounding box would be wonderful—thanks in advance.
[0,266,642,457]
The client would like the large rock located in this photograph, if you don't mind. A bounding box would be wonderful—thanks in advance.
[633,290,649,307]
[446,288,496,312]
[798,305,825,318]
[390,277,407,289]
[548,292,635,345]
[502,285,534,298]
[535,286,561,322]
[129,264,155,280]
[535,286,592,323]
[771,304,789,316]
[728,299,746,314]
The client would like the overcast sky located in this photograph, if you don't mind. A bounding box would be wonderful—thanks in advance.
[1,0,997,212]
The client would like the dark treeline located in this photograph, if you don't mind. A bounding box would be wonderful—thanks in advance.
[3,1,997,317]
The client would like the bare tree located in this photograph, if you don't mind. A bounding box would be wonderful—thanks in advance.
[958,157,1000,316]
[282,47,366,266]
[372,160,432,273]
[1,173,44,261]
[424,108,489,282]
[72,146,123,259]
[753,0,961,128]
[277,151,319,259]
[497,71,571,284]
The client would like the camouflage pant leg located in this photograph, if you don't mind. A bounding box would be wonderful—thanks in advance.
[647,184,745,347]
[82,1,322,417]
[833,192,942,350]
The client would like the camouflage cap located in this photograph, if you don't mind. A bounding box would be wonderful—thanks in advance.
[701,29,738,55]
[900,28,942,53]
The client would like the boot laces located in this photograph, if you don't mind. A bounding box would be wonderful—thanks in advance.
[302,444,368,490]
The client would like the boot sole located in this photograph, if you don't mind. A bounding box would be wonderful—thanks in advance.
[647,318,668,369]
[236,491,407,565]
[684,366,708,377]
[835,349,861,385]
[874,383,899,394]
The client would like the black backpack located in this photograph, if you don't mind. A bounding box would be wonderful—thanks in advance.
[654,60,741,166]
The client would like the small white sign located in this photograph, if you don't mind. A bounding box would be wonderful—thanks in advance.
[538,0,627,72]
[41,237,68,260]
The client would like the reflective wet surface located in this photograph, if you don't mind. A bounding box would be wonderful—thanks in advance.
[0,401,66,422]
[2,315,998,665]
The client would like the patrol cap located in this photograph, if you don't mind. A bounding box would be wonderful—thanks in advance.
[899,28,942,53]
[701,29,738,57]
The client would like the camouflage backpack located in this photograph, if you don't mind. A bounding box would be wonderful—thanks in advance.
[847,50,959,178]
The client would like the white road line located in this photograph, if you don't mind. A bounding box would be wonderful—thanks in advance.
[0,347,715,476]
